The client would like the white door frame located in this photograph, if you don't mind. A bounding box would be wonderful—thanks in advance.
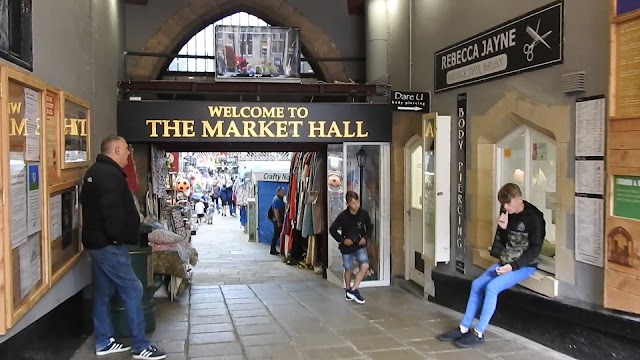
[404,134,423,281]
[421,113,452,296]
[326,142,391,288]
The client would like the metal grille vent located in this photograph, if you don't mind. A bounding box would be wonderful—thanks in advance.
[561,71,586,94]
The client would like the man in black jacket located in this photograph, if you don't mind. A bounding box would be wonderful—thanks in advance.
[80,136,166,359]
[329,191,373,304]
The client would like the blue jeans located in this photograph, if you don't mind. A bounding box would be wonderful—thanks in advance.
[239,206,247,226]
[461,263,535,333]
[342,248,369,270]
[88,245,150,352]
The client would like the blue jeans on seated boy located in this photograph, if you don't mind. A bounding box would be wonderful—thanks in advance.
[461,262,535,333]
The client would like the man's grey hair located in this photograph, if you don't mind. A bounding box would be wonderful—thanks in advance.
[100,135,124,154]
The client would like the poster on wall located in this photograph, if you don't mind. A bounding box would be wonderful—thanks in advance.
[613,176,640,221]
[434,1,564,93]
[27,164,41,235]
[10,154,28,248]
[575,96,606,157]
[455,93,468,274]
[575,195,604,267]
[574,95,606,268]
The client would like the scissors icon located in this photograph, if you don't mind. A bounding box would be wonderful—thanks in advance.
[523,19,552,62]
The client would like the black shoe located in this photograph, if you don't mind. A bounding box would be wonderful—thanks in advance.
[270,250,280,256]
[454,330,485,348]
[346,288,365,304]
[436,327,468,342]
[132,345,167,359]
[96,338,130,356]
[345,290,353,301]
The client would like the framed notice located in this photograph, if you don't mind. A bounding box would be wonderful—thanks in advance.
[60,92,91,169]
[574,95,606,268]
[49,182,83,284]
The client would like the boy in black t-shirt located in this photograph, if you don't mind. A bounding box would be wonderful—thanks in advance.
[329,191,373,304]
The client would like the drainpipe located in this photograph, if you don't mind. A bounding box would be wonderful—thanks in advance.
[408,0,413,90]
[365,0,390,85]
[89,0,97,149]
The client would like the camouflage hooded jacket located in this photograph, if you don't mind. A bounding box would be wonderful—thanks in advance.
[491,201,546,270]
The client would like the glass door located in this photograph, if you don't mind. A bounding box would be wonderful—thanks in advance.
[326,143,390,288]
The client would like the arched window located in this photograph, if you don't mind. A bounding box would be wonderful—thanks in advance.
[495,125,557,273]
[166,12,314,76]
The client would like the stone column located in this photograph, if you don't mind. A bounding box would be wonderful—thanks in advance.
[365,0,390,85]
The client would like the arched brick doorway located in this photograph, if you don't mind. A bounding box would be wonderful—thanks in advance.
[129,0,350,82]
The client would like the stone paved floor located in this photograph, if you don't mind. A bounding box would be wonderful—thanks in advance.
[71,212,575,360]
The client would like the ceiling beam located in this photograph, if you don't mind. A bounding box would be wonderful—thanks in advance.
[124,0,149,5]
[347,0,365,15]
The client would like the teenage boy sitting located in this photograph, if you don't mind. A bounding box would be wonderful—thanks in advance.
[329,191,373,304]
[436,183,545,348]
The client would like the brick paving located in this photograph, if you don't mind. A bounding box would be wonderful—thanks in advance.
[71,212,575,360]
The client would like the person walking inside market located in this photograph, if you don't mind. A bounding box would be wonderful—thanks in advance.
[80,136,166,359]
[436,183,545,348]
[329,191,373,304]
[269,186,286,256]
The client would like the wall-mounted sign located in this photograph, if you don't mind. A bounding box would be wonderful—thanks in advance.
[617,0,640,15]
[117,101,392,143]
[434,0,564,93]
[455,93,467,274]
[613,176,640,221]
[253,172,290,183]
[391,90,430,112]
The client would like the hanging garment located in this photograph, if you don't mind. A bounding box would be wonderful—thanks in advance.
[305,235,317,267]
[150,146,168,197]
[301,197,314,238]
[312,157,325,234]
[123,152,139,192]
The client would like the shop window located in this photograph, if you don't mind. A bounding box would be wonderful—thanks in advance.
[166,11,314,76]
[495,125,557,273]
[271,33,285,55]
[0,0,34,70]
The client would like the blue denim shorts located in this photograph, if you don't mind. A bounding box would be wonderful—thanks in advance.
[342,248,369,270]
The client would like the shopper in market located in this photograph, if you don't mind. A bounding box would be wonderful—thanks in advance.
[80,136,167,359]
[269,186,286,256]
[436,183,545,349]
[329,191,373,305]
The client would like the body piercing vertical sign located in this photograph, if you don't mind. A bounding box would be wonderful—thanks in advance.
[455,93,468,274]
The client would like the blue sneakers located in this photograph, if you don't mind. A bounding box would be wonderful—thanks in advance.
[132,345,167,359]
[346,288,365,304]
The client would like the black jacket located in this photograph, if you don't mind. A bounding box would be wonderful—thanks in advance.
[80,154,140,249]
[490,201,546,270]
[329,208,373,254]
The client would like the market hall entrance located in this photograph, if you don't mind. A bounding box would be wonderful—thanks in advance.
[117,100,393,299]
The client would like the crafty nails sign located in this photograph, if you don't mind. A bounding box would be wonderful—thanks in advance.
[117,101,392,143]
[434,0,563,93]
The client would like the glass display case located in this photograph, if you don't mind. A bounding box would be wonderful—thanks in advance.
[59,92,91,169]
[327,143,391,288]
[1,66,50,331]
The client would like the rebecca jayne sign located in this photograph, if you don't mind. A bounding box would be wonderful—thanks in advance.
[117,101,392,143]
[434,0,564,93]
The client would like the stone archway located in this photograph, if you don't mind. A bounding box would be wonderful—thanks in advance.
[129,0,350,82]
